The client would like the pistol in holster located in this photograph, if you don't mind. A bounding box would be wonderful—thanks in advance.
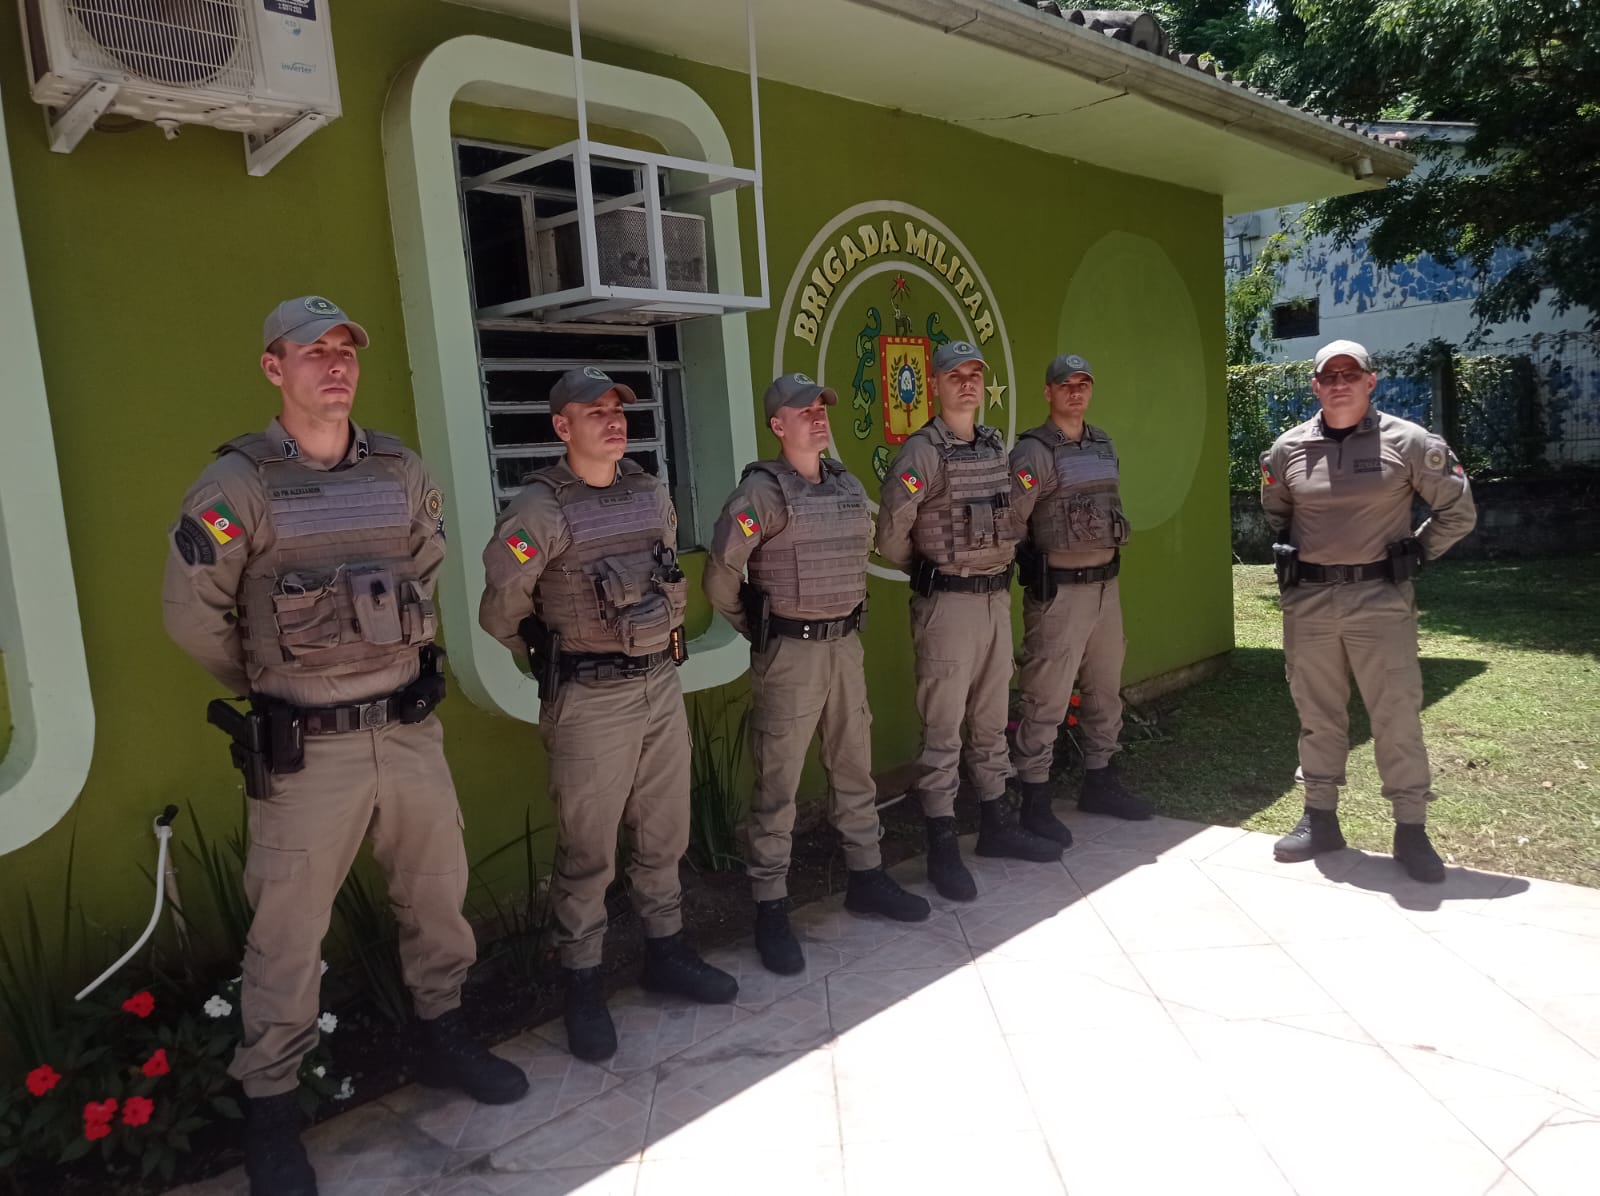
[207,697,301,800]
[1017,541,1056,603]
[740,580,772,653]
[909,556,939,598]
[397,644,447,724]
[1271,542,1300,592]
[1387,536,1423,582]
[518,615,562,702]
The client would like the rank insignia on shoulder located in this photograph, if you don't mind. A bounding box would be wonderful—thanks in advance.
[504,528,537,564]
[899,468,923,495]
[1016,468,1037,491]
[736,509,761,538]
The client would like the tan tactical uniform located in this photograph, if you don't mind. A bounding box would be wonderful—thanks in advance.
[163,417,473,1099]
[479,458,691,969]
[704,458,879,900]
[1261,407,1477,821]
[876,416,1020,816]
[1009,421,1131,778]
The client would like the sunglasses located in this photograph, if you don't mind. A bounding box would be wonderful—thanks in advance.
[1315,369,1370,385]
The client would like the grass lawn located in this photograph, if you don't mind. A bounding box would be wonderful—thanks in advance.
[1116,555,1600,888]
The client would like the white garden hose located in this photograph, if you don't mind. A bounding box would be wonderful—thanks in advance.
[75,806,180,1002]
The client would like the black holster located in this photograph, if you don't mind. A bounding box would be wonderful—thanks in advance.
[741,581,772,653]
[1271,542,1300,592]
[910,556,938,598]
[518,615,562,702]
[398,644,448,723]
[207,699,280,800]
[1017,541,1055,603]
[1387,537,1423,582]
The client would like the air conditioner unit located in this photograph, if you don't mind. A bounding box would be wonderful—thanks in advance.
[537,208,710,298]
[17,0,341,174]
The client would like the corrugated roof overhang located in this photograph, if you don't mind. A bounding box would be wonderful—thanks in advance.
[443,0,1412,212]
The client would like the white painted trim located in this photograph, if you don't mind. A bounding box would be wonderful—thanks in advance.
[0,85,97,854]
[382,35,756,723]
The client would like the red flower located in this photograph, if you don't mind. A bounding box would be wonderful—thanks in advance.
[83,1098,118,1139]
[122,1096,154,1127]
[1067,715,1078,727]
[25,1065,61,1096]
[141,1048,170,1078]
[121,992,155,1018]
[1069,694,1082,708]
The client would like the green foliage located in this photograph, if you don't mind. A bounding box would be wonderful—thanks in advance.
[686,691,751,874]
[468,810,556,986]
[1156,0,1600,329]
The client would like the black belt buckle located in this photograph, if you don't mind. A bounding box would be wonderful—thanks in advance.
[1323,564,1352,585]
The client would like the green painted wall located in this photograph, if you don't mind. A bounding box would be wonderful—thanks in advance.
[0,0,1228,935]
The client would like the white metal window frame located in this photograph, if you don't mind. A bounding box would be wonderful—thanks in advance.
[383,35,756,724]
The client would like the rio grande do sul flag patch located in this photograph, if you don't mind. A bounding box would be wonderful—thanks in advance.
[1016,467,1037,491]
[200,502,241,546]
[736,509,761,538]
[504,528,537,564]
[899,468,923,495]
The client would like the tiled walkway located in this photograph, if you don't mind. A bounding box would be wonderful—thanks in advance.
[171,810,1600,1196]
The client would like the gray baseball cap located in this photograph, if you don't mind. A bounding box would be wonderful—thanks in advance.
[1046,353,1094,384]
[549,366,638,415]
[931,340,988,374]
[763,372,838,420]
[262,295,370,351]
[1314,339,1374,373]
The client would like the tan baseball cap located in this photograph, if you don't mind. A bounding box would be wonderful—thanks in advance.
[549,366,638,415]
[262,295,369,351]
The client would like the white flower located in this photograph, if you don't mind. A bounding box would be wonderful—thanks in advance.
[312,1065,326,1078]
[334,1077,354,1101]
[204,995,233,1019]
[320,959,329,976]
[318,1012,338,1034]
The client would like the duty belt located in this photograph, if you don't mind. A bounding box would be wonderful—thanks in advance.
[1298,560,1391,585]
[302,693,407,736]
[769,607,862,642]
[1048,553,1120,586]
[558,646,673,682]
[930,566,1013,594]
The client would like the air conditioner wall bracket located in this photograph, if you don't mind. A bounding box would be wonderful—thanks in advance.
[245,110,327,177]
[47,81,117,154]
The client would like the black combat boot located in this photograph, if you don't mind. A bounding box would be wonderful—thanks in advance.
[754,898,806,976]
[1273,807,1347,862]
[562,967,618,1062]
[417,1008,530,1104]
[1016,779,1074,847]
[1394,823,1446,883]
[845,866,932,922]
[976,796,1063,862]
[1079,764,1154,820]
[925,816,977,902]
[640,931,739,1004]
[244,1091,317,1196]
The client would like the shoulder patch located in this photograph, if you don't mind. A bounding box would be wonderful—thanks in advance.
[1424,446,1445,471]
[173,515,216,566]
[1016,467,1038,491]
[736,508,761,538]
[503,528,538,564]
[200,501,243,546]
[899,467,924,495]
[1259,455,1276,486]
[424,488,444,522]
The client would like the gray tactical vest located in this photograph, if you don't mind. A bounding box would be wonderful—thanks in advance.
[1022,422,1130,552]
[909,424,1017,573]
[229,432,435,678]
[530,459,687,655]
[745,458,871,619]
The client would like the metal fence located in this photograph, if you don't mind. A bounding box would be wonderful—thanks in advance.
[1227,332,1600,490]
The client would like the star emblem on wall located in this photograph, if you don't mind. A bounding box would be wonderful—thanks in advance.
[987,382,1007,409]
